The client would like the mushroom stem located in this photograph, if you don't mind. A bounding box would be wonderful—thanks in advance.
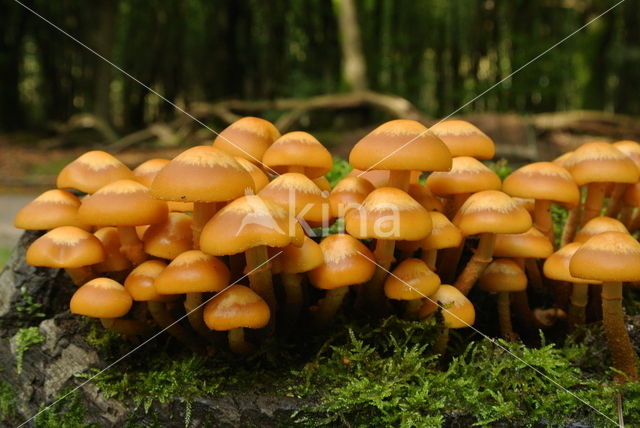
[533,199,554,244]
[628,209,640,233]
[192,202,217,250]
[387,170,411,191]
[605,183,627,218]
[65,266,96,286]
[367,239,396,312]
[315,286,349,327]
[445,193,470,219]
[100,318,150,336]
[117,226,147,265]
[434,326,450,355]
[281,272,304,327]
[524,258,545,294]
[619,206,634,227]
[245,245,277,331]
[512,290,544,331]
[404,299,423,320]
[439,240,465,283]
[581,183,606,226]
[287,165,305,174]
[497,292,517,341]
[567,283,588,330]
[601,282,639,382]
[184,292,214,339]
[147,301,204,353]
[560,206,580,247]
[454,233,496,296]
[421,249,437,271]
[228,327,253,354]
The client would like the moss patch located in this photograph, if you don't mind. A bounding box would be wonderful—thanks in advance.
[34,390,96,428]
[14,326,45,374]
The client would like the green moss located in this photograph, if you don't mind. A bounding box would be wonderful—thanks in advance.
[487,158,512,181]
[14,326,45,374]
[325,157,352,187]
[84,319,123,355]
[15,285,45,320]
[35,390,96,428]
[0,381,16,420]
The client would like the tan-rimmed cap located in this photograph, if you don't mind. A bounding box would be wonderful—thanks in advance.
[493,227,553,259]
[345,187,432,240]
[14,189,88,230]
[262,131,332,178]
[347,169,388,187]
[543,243,601,284]
[349,120,451,172]
[124,260,175,302]
[235,156,270,192]
[57,151,133,194]
[384,258,440,300]
[132,158,170,187]
[426,156,501,196]
[429,120,495,159]
[200,195,304,256]
[313,176,331,192]
[203,284,270,331]
[478,259,527,293]
[574,216,628,243]
[419,284,475,328]
[408,184,444,212]
[143,212,193,260]
[329,176,375,217]
[570,231,640,281]
[93,227,132,273]
[502,162,579,206]
[453,190,532,236]
[26,226,105,268]
[212,117,280,163]
[70,277,132,318]
[564,142,639,186]
[154,250,230,294]
[308,234,376,290]
[280,236,323,274]
[258,173,329,222]
[612,140,640,170]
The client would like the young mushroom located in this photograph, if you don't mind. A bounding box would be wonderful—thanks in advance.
[262,131,333,177]
[212,116,280,165]
[14,189,89,231]
[384,258,441,320]
[57,150,133,194]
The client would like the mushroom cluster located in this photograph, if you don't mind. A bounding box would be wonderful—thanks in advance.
[14,117,640,381]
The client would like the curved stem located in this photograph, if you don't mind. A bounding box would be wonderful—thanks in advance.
[404,299,423,320]
[601,282,638,382]
[454,233,495,296]
[100,318,150,336]
[434,327,450,355]
[560,206,580,247]
[184,292,215,340]
[533,199,554,245]
[228,327,253,354]
[315,286,349,327]
[438,239,465,283]
[605,183,627,218]
[581,182,606,226]
[524,258,545,294]
[65,266,96,286]
[192,202,217,250]
[387,170,411,191]
[281,272,304,328]
[567,283,588,330]
[512,290,543,331]
[117,226,147,265]
[246,245,276,333]
[619,206,634,228]
[421,249,437,271]
[628,209,640,233]
[147,301,204,353]
[497,292,517,341]
[367,239,396,313]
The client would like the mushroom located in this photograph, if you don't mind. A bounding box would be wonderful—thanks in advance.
[328,176,375,219]
[93,227,132,279]
[203,285,270,354]
[14,189,89,231]
[57,150,133,194]
[212,116,280,165]
[478,258,527,341]
[308,234,376,326]
[262,131,333,177]
[384,258,440,319]
[570,231,640,381]
[131,158,192,213]
[26,226,105,285]
[70,277,149,336]
[142,212,194,260]
[428,120,496,160]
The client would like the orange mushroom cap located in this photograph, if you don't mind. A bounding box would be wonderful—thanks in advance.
[543,243,601,284]
[203,284,270,331]
[502,162,580,206]
[26,226,105,268]
[570,231,640,282]
[426,156,501,196]
[478,258,527,293]
[428,120,495,159]
[384,258,440,300]
[70,277,132,318]
[419,284,475,328]
[564,142,639,186]
[124,260,175,302]
[154,250,230,294]
[212,117,280,163]
[262,131,333,178]
[57,151,133,194]
[143,212,194,260]
[453,190,532,236]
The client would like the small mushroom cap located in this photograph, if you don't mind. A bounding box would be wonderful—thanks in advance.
[200,195,304,256]
[93,227,132,273]
[78,179,168,226]
[493,227,554,259]
[502,162,580,205]
[57,150,133,194]
[347,169,388,187]
[428,120,495,159]
[426,157,501,196]
[553,151,573,168]
[453,190,532,236]
[570,231,640,282]
[262,131,333,178]
[26,226,105,268]
[203,285,270,331]
[14,189,88,230]
[70,277,132,318]
[280,236,323,274]
[329,176,375,218]
[564,142,639,185]
[349,120,451,172]
[235,156,270,192]
[212,117,280,163]
[345,187,432,240]
[308,234,376,290]
[419,284,475,329]
[124,260,175,302]
[132,158,170,187]
[612,140,640,170]
[151,146,254,202]
[143,212,194,260]
[478,259,527,293]
[154,250,230,294]
[543,243,601,284]
[574,216,628,243]
[384,258,440,300]
[313,176,332,192]
[407,184,444,212]
[258,173,329,222]
[420,212,462,250]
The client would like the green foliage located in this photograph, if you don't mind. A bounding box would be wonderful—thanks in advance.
[551,204,569,247]
[325,157,352,188]
[35,390,96,428]
[0,381,16,420]
[0,248,11,269]
[14,326,44,374]
[15,285,45,320]
[486,158,512,181]
[84,319,122,355]
[80,354,226,414]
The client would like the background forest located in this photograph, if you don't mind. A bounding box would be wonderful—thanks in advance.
[1,0,639,136]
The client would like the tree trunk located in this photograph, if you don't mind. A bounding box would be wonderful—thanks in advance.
[336,0,369,92]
